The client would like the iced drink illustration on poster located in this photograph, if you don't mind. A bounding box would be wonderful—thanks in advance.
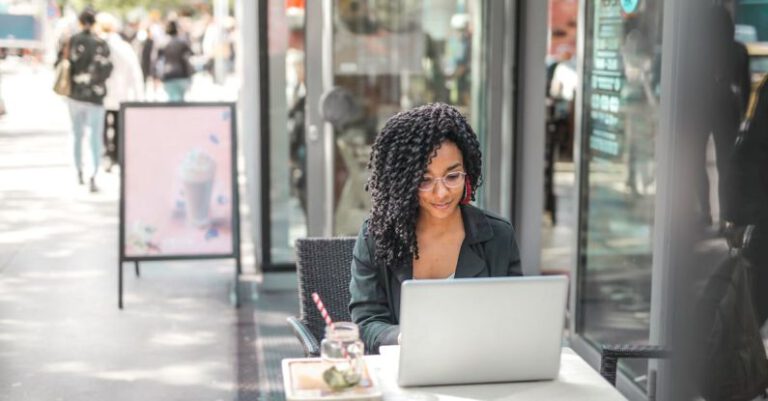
[180,149,217,228]
[122,105,235,258]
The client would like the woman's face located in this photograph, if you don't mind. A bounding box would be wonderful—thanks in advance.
[418,140,466,221]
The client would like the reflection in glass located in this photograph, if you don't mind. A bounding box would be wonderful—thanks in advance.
[267,0,307,263]
[542,0,579,277]
[578,0,663,386]
[330,0,487,235]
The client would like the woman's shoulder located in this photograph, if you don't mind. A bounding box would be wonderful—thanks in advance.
[358,218,371,238]
[481,207,512,227]
[464,204,513,229]
[354,219,376,256]
[463,206,519,259]
[462,205,516,244]
[352,219,393,271]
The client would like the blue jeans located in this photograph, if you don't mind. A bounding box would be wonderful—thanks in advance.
[67,99,105,177]
[163,78,191,102]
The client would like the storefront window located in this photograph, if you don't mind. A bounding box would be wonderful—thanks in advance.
[265,0,490,259]
[542,0,578,275]
[329,0,487,235]
[577,0,663,387]
[267,0,307,264]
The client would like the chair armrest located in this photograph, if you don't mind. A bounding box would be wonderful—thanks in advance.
[287,316,321,357]
[600,344,671,386]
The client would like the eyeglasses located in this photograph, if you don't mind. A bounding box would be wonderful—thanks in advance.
[418,171,467,192]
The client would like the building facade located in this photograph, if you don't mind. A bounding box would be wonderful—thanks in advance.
[236,1,760,400]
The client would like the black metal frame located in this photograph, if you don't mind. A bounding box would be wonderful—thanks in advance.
[573,0,597,340]
[509,0,523,226]
[600,344,670,387]
[257,0,281,272]
[118,102,242,309]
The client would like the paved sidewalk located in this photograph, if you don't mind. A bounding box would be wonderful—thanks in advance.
[0,64,290,401]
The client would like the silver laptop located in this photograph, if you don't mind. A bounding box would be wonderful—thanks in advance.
[397,275,568,387]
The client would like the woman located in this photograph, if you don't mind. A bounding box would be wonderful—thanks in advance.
[64,8,113,192]
[158,20,193,102]
[349,103,522,354]
[96,12,144,172]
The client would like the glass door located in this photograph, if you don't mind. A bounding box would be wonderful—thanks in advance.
[262,0,308,267]
[574,0,664,391]
[305,0,491,237]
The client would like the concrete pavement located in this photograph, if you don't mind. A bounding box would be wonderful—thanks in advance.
[0,62,292,401]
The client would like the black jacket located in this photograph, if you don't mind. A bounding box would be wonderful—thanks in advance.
[158,37,193,81]
[67,30,113,105]
[349,205,522,353]
[726,74,768,324]
[696,255,768,400]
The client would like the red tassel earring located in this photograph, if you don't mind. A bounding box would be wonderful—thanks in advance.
[461,179,472,205]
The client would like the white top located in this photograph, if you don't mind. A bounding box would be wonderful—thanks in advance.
[371,346,628,400]
[103,32,144,111]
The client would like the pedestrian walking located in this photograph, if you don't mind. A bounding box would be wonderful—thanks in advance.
[97,12,144,172]
[65,8,113,192]
[158,20,193,102]
[139,28,156,92]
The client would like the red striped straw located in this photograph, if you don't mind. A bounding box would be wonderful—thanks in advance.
[312,292,334,328]
[313,292,352,359]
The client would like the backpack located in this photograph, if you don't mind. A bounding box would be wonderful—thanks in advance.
[723,74,768,323]
[695,255,768,401]
[723,75,768,229]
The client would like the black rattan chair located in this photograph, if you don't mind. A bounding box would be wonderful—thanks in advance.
[287,237,357,357]
[600,344,671,387]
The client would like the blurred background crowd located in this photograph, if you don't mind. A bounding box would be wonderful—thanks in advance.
[0,0,238,104]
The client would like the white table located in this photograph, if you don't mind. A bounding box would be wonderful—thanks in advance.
[368,346,628,400]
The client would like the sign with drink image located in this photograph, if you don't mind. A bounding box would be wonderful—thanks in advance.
[120,103,239,259]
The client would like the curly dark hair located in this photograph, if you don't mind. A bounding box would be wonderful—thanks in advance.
[366,103,483,271]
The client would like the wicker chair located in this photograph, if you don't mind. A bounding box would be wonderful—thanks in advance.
[599,344,670,387]
[287,237,357,357]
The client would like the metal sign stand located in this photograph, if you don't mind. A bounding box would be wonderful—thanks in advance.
[117,102,242,309]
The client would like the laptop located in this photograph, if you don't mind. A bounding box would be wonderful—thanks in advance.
[396,275,568,387]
